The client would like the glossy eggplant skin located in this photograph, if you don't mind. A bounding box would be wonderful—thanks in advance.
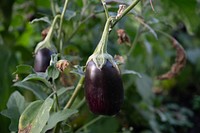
[34,48,52,72]
[84,60,124,116]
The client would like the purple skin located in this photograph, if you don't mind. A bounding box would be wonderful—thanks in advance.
[84,60,124,116]
[34,48,52,72]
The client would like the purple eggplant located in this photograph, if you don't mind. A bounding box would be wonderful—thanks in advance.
[84,60,124,116]
[34,48,52,72]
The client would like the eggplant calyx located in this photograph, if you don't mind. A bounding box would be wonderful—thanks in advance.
[87,53,119,71]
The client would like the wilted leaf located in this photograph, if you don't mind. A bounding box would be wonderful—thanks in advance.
[42,109,78,133]
[18,98,53,133]
[157,34,186,80]
[1,91,27,132]
[13,81,48,100]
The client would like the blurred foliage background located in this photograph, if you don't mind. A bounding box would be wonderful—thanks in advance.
[0,0,200,133]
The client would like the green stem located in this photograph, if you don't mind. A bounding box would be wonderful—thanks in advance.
[66,14,94,44]
[74,97,85,109]
[64,76,85,109]
[58,0,70,53]
[111,0,141,28]
[50,0,56,17]
[101,0,109,19]
[45,15,61,41]
[127,26,141,57]
[52,79,60,111]
[94,17,113,54]
[75,116,103,133]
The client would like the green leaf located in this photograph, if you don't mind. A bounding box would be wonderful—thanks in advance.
[57,86,74,97]
[186,48,200,64]
[135,74,154,103]
[64,10,76,20]
[1,91,27,132]
[122,69,142,78]
[70,65,85,77]
[13,65,34,75]
[41,109,78,133]
[13,81,48,100]
[134,16,158,39]
[162,0,200,34]
[47,65,60,80]
[18,98,53,133]
[30,16,51,24]
[23,73,52,88]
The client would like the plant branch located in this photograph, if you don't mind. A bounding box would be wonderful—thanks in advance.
[64,76,85,109]
[65,14,94,44]
[127,26,141,57]
[111,0,141,28]
[101,0,109,19]
[50,0,56,17]
[75,116,103,133]
[74,97,85,109]
[58,0,70,53]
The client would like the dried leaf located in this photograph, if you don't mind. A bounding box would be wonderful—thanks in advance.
[157,37,186,80]
[117,29,131,45]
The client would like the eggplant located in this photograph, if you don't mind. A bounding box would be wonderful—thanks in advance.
[34,48,53,72]
[84,60,124,116]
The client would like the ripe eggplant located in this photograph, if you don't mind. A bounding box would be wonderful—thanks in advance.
[85,60,124,116]
[34,48,52,72]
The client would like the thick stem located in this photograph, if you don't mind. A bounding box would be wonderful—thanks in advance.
[94,17,112,54]
[64,76,85,109]
[46,15,61,41]
[58,0,70,53]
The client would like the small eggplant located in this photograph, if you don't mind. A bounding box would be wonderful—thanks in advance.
[84,60,124,116]
[34,48,53,72]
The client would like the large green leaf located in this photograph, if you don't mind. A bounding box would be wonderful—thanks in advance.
[18,98,53,133]
[13,65,34,75]
[13,81,48,100]
[135,74,154,103]
[42,109,78,133]
[162,0,199,34]
[1,91,27,132]
[22,73,52,88]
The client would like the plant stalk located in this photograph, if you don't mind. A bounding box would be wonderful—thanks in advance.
[101,0,109,19]
[58,0,70,53]
[127,26,141,57]
[64,76,85,109]
[75,116,103,133]
[94,17,112,54]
